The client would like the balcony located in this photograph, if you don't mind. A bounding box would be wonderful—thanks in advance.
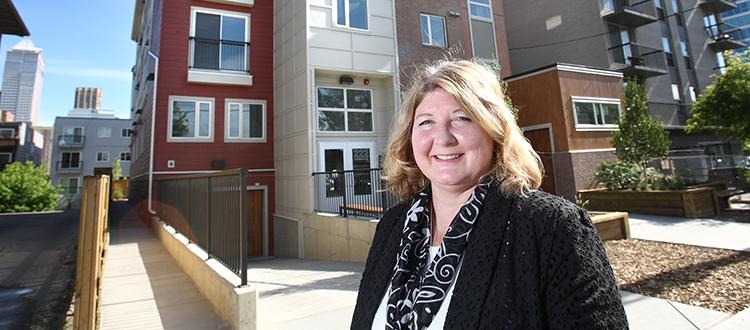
[312,168,399,218]
[602,0,658,28]
[706,22,747,51]
[609,42,668,78]
[57,135,85,147]
[700,0,737,13]
[57,161,83,173]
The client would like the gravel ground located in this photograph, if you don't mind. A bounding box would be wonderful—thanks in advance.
[603,206,750,315]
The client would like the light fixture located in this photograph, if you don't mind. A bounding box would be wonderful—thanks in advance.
[448,11,460,17]
[339,76,354,85]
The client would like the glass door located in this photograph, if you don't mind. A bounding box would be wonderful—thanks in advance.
[317,141,377,214]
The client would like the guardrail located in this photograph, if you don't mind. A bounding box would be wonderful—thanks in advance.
[312,168,399,218]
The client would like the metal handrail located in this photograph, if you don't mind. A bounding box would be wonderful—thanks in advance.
[312,168,399,218]
[156,168,248,286]
[189,36,251,73]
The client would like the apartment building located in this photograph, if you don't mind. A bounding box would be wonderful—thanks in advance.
[129,0,274,256]
[0,120,42,171]
[722,0,750,53]
[49,109,131,206]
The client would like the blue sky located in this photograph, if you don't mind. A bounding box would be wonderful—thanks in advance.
[1,0,137,126]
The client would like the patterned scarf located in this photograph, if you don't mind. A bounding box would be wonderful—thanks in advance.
[385,182,489,329]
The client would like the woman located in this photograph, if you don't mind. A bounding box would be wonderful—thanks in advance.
[351,60,628,329]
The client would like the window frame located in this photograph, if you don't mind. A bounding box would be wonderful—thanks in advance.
[96,152,109,162]
[0,152,12,165]
[98,127,111,138]
[571,96,622,131]
[468,0,492,20]
[671,84,681,100]
[167,95,215,143]
[421,14,447,47]
[334,0,370,30]
[316,87,374,133]
[224,98,267,143]
[60,151,82,169]
[59,177,80,195]
[121,128,132,138]
[119,152,131,162]
[0,128,15,138]
[188,6,253,86]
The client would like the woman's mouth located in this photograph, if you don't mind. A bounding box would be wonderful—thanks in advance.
[435,154,461,160]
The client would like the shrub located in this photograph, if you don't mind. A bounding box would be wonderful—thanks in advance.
[651,174,687,191]
[592,161,647,191]
[0,161,61,213]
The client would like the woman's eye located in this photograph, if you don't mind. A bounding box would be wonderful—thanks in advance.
[456,116,472,122]
[418,120,432,126]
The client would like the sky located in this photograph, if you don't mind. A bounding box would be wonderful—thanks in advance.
[1,0,137,126]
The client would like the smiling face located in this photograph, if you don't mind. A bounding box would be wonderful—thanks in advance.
[411,88,494,194]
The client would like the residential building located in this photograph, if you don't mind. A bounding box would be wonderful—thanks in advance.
[129,0,274,256]
[0,0,29,48]
[0,39,44,126]
[50,109,131,207]
[722,0,750,53]
[74,87,103,109]
[0,121,42,170]
[32,126,53,173]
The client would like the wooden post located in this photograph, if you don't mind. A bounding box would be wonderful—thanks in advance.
[73,175,110,330]
[682,191,697,218]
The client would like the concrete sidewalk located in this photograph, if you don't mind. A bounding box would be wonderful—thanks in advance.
[100,202,228,330]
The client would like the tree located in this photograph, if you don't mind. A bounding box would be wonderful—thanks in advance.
[0,161,61,213]
[610,78,671,170]
[112,158,123,179]
[685,49,750,149]
[484,54,519,121]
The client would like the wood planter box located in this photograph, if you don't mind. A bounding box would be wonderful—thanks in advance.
[589,212,630,241]
[579,187,720,218]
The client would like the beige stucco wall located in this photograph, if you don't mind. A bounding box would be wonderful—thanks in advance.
[302,213,378,262]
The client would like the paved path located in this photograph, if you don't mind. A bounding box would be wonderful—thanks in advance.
[628,213,750,252]
[100,202,228,330]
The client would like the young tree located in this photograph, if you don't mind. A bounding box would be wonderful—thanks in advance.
[685,49,750,148]
[0,161,61,213]
[112,158,123,179]
[610,78,671,170]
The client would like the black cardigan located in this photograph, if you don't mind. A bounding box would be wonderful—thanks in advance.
[351,188,629,329]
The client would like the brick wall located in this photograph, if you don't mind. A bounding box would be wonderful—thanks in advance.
[553,150,617,201]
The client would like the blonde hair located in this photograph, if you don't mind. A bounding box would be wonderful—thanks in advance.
[384,59,543,200]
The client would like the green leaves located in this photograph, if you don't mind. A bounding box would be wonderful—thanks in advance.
[0,161,61,213]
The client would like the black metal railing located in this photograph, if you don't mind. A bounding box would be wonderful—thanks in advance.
[59,185,81,195]
[57,161,83,172]
[609,42,667,71]
[57,135,85,147]
[604,0,658,18]
[156,168,248,286]
[190,37,250,72]
[312,168,400,218]
[705,21,745,42]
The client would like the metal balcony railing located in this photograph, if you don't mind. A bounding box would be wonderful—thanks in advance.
[602,0,658,27]
[312,168,400,218]
[57,135,85,147]
[706,21,747,50]
[609,42,668,78]
[189,37,250,73]
[700,0,738,14]
[156,168,248,286]
[57,161,83,173]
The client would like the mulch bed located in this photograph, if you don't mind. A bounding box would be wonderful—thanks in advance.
[603,206,750,314]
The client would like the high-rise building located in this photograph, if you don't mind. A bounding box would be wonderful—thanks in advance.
[721,0,750,54]
[0,39,44,126]
[74,87,103,109]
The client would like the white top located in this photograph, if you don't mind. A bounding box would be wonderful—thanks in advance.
[371,246,461,330]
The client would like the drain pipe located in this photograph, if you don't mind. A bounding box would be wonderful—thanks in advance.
[147,51,158,215]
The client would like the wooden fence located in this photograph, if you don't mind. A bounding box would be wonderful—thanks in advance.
[73,175,110,330]
[112,179,128,200]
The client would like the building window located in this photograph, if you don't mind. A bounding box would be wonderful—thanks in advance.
[0,128,14,138]
[662,37,675,67]
[572,97,621,130]
[0,152,11,166]
[317,87,373,132]
[62,127,84,144]
[98,127,111,138]
[335,0,368,30]
[704,14,719,39]
[680,41,693,70]
[716,52,727,74]
[96,152,109,162]
[689,86,697,102]
[421,14,447,47]
[119,152,131,162]
[671,0,683,27]
[121,128,132,138]
[59,177,79,195]
[672,84,681,100]
[168,96,214,142]
[225,99,266,142]
[468,0,491,19]
[190,7,250,73]
[654,0,666,20]
[60,152,81,169]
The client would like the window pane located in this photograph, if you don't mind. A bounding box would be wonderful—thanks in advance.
[221,16,246,71]
[222,16,245,41]
[319,111,345,131]
[324,149,344,197]
[430,16,446,47]
[661,37,671,52]
[172,101,195,137]
[337,0,346,25]
[195,13,220,70]
[352,148,371,195]
[199,103,210,137]
[248,104,263,138]
[347,89,371,109]
[421,15,430,44]
[349,0,368,29]
[229,104,240,137]
[348,112,373,131]
[470,4,491,19]
[318,88,345,108]
[575,103,596,125]
[672,84,681,100]
[600,104,620,125]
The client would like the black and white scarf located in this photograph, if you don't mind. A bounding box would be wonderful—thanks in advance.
[385,182,489,329]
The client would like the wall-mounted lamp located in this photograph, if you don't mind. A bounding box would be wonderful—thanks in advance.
[448,11,460,17]
[339,76,354,85]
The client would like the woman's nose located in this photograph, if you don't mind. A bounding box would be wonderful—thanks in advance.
[434,123,458,146]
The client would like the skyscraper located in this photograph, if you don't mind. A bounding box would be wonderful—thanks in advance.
[0,39,44,126]
[74,87,102,109]
[721,0,750,54]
